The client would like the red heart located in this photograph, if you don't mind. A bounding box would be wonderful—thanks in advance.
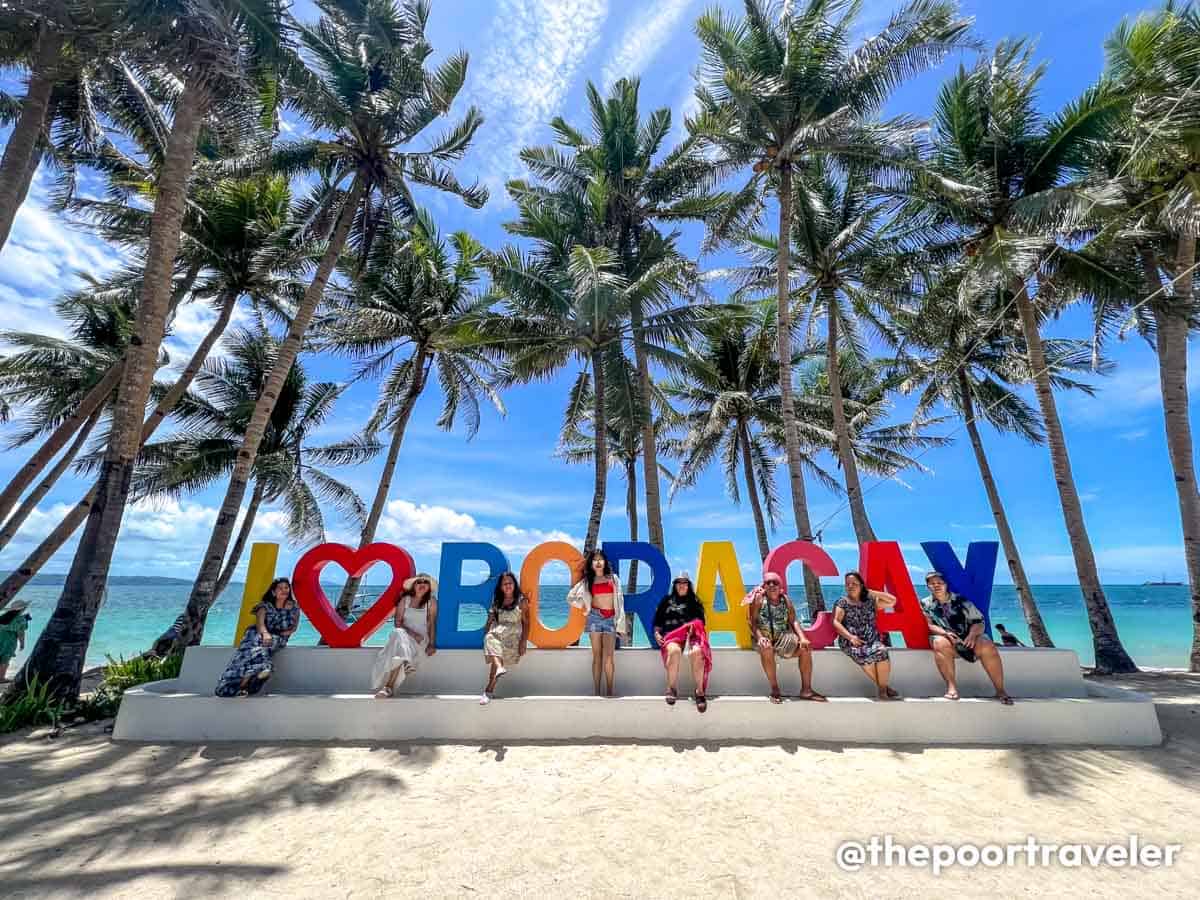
[292,542,416,647]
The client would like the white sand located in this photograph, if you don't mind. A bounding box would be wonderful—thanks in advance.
[2,671,1198,898]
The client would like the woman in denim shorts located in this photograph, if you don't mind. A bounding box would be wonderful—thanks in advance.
[567,549,626,696]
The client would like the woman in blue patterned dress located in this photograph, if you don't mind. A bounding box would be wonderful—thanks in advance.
[215,578,300,697]
[832,571,901,701]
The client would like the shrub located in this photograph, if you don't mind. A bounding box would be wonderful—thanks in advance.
[78,653,184,721]
[0,676,66,733]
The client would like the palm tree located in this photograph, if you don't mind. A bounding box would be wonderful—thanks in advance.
[11,0,288,701]
[139,329,371,649]
[321,215,502,614]
[689,0,972,608]
[0,279,144,552]
[168,0,487,654]
[0,173,295,609]
[908,40,1137,672]
[514,77,729,557]
[890,276,1108,648]
[1101,5,1200,671]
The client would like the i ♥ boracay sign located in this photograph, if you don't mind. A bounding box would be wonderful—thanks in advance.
[291,538,1000,651]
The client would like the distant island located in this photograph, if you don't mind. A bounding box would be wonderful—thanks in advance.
[18,574,195,587]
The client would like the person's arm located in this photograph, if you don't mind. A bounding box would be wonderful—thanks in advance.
[961,601,986,649]
[255,606,271,644]
[425,598,438,655]
[519,599,530,655]
[832,604,862,646]
[652,599,667,645]
[566,580,588,608]
[281,603,299,636]
[869,588,898,609]
[394,597,407,629]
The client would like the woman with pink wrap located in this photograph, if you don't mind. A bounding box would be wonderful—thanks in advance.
[652,573,711,713]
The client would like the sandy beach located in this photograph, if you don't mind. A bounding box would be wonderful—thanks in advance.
[2,671,1198,899]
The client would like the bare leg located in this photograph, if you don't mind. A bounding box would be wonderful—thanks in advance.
[588,633,603,696]
[757,645,782,701]
[975,638,1013,703]
[602,633,616,696]
[860,661,880,689]
[931,636,959,699]
[687,647,705,693]
[796,646,826,700]
[664,643,681,701]
[484,656,502,694]
[875,658,897,699]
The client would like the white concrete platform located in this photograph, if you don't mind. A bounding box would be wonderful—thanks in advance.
[112,646,1163,746]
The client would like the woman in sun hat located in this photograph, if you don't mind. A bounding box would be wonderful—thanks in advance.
[0,600,32,681]
[371,573,439,698]
[652,572,711,712]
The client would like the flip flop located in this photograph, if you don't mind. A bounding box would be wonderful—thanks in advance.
[798,690,828,702]
[479,692,492,706]
[885,687,900,699]
[374,688,391,699]
[943,690,960,701]
[997,694,1014,706]
[695,694,708,713]
[665,687,677,706]
[769,690,783,705]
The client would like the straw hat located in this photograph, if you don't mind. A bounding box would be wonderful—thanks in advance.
[403,573,438,594]
[673,571,693,583]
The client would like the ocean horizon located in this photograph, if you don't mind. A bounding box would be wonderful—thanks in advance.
[4,581,1193,672]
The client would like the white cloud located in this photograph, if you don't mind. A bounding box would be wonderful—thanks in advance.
[1119,428,1148,441]
[1027,544,1187,580]
[463,0,610,202]
[600,0,695,88]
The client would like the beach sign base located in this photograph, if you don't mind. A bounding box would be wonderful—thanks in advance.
[113,647,1162,746]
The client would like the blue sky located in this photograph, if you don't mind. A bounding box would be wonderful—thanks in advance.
[0,0,1192,587]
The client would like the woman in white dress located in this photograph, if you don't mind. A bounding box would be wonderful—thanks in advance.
[372,574,438,698]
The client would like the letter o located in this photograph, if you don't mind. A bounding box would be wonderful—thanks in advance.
[521,541,586,648]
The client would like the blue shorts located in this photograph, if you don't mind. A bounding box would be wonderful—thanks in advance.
[585,609,617,634]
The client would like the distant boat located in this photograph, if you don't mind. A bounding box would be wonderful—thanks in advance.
[1143,573,1184,586]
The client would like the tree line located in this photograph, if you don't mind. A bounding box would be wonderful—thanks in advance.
[2,0,1199,704]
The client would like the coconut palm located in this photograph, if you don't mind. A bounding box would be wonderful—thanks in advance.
[1098,5,1200,671]
[168,0,487,654]
[906,40,1137,672]
[690,0,972,609]
[513,76,729,556]
[889,274,1110,648]
[320,215,503,614]
[135,329,371,649]
[10,0,288,701]
[0,173,296,612]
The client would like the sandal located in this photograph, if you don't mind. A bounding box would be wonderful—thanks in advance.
[695,694,708,714]
[769,689,783,705]
[479,692,492,706]
[885,686,900,699]
[665,687,677,706]
[997,693,1014,706]
[246,673,269,696]
[943,690,960,701]
[375,688,392,699]
[798,689,828,702]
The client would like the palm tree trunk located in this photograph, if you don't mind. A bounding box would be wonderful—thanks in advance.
[1152,239,1200,672]
[957,370,1052,647]
[739,419,771,561]
[169,178,365,652]
[335,344,431,615]
[1013,280,1136,673]
[774,163,824,614]
[213,479,266,610]
[584,347,608,552]
[0,405,101,553]
[0,29,61,254]
[0,268,231,613]
[7,80,208,702]
[624,454,640,595]
[0,360,123,528]
[630,300,665,555]
[826,299,877,544]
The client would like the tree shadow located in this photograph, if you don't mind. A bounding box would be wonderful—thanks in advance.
[0,723,438,894]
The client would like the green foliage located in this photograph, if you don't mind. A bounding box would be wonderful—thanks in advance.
[76,653,184,721]
[0,675,67,733]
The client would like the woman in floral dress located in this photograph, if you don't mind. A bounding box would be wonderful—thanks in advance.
[832,571,901,701]
[479,572,529,705]
[215,578,299,697]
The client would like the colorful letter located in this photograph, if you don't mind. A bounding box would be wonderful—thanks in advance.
[436,542,510,649]
[232,542,280,645]
[603,541,671,646]
[858,541,931,650]
[521,541,586,648]
[694,541,752,648]
[293,542,415,647]
[763,540,839,649]
[920,541,999,635]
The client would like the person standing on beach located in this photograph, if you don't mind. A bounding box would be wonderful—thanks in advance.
[920,571,1013,705]
[372,574,439,698]
[215,578,300,697]
[479,572,529,705]
[568,549,626,697]
[833,572,900,701]
[744,572,826,704]
[0,599,31,681]
[652,572,711,712]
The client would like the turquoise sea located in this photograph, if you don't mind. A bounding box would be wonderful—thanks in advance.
[5,582,1193,672]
